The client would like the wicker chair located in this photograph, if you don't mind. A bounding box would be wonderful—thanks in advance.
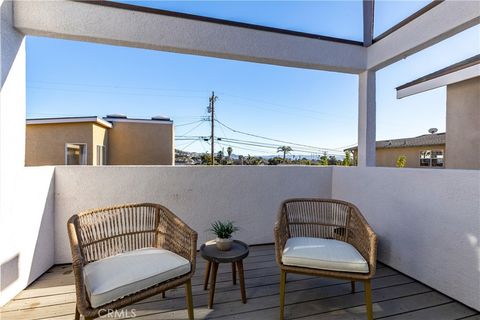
[67,203,198,320]
[274,199,377,320]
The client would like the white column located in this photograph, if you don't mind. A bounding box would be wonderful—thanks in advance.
[357,70,376,167]
[0,0,27,306]
[363,0,374,46]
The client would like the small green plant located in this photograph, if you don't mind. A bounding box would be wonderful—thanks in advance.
[209,221,239,239]
[396,155,407,168]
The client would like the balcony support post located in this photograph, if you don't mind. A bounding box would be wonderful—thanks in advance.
[357,70,376,167]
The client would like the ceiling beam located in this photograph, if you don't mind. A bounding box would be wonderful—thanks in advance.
[367,0,480,70]
[396,55,480,98]
[13,0,367,74]
[363,0,375,47]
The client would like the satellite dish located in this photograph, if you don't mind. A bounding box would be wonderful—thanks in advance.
[428,128,438,134]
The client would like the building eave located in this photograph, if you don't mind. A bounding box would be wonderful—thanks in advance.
[396,55,480,99]
[26,116,113,128]
[103,118,173,125]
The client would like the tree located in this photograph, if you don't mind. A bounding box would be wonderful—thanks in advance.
[227,146,233,159]
[328,155,337,165]
[343,151,352,166]
[277,146,292,163]
[299,158,312,165]
[396,155,407,168]
[245,155,263,165]
[216,150,224,163]
[268,157,284,165]
[319,152,329,166]
[201,153,213,165]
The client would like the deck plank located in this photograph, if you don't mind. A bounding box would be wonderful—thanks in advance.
[378,301,477,320]
[1,245,478,320]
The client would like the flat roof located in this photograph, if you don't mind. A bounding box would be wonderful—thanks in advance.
[103,117,173,125]
[396,55,480,98]
[26,116,113,128]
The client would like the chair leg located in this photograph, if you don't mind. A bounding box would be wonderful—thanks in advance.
[364,279,373,320]
[185,279,194,320]
[162,291,166,298]
[351,281,356,293]
[279,270,287,320]
[74,305,80,320]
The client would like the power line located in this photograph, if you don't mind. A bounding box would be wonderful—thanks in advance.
[179,139,199,151]
[215,119,344,153]
[175,120,204,127]
[176,121,206,137]
[218,91,353,119]
[174,135,343,155]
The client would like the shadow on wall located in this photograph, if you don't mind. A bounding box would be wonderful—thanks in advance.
[27,171,55,285]
[0,0,24,89]
[0,254,19,292]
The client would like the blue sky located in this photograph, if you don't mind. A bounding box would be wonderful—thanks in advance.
[26,1,480,156]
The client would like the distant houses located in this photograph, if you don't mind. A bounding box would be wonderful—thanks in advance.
[345,132,445,168]
[394,57,479,170]
[26,114,174,166]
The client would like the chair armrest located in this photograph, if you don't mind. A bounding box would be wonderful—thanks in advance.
[67,216,92,315]
[274,206,289,265]
[348,208,377,276]
[160,209,198,273]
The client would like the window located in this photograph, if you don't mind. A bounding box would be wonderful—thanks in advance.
[96,145,106,165]
[420,150,444,167]
[65,143,87,165]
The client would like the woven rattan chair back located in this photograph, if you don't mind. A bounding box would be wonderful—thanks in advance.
[283,199,351,241]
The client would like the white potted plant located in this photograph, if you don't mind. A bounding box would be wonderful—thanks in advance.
[209,220,239,251]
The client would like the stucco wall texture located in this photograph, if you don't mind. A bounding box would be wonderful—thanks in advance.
[25,120,174,166]
[25,123,99,165]
[50,165,480,311]
[446,77,480,170]
[332,166,480,311]
[376,145,444,168]
[53,166,333,263]
[107,121,174,165]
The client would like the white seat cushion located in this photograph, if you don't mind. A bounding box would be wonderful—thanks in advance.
[282,237,369,273]
[84,247,191,307]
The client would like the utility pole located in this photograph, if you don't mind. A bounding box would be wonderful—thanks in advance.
[208,91,217,165]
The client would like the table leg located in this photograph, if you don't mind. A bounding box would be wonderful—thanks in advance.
[204,261,211,290]
[236,260,247,303]
[232,262,236,285]
[208,262,219,309]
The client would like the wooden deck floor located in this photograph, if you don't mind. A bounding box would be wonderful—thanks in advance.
[1,245,478,320]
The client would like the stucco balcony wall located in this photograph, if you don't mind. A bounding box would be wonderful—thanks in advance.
[1,165,478,311]
[331,166,480,311]
[53,166,333,263]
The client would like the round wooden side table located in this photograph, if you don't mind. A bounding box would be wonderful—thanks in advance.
[200,240,249,309]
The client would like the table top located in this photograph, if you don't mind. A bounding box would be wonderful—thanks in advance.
[200,240,249,263]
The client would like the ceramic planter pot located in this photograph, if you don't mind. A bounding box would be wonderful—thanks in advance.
[216,238,233,251]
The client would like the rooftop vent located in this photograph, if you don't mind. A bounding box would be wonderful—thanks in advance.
[428,128,438,134]
[106,113,127,119]
[151,115,171,121]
